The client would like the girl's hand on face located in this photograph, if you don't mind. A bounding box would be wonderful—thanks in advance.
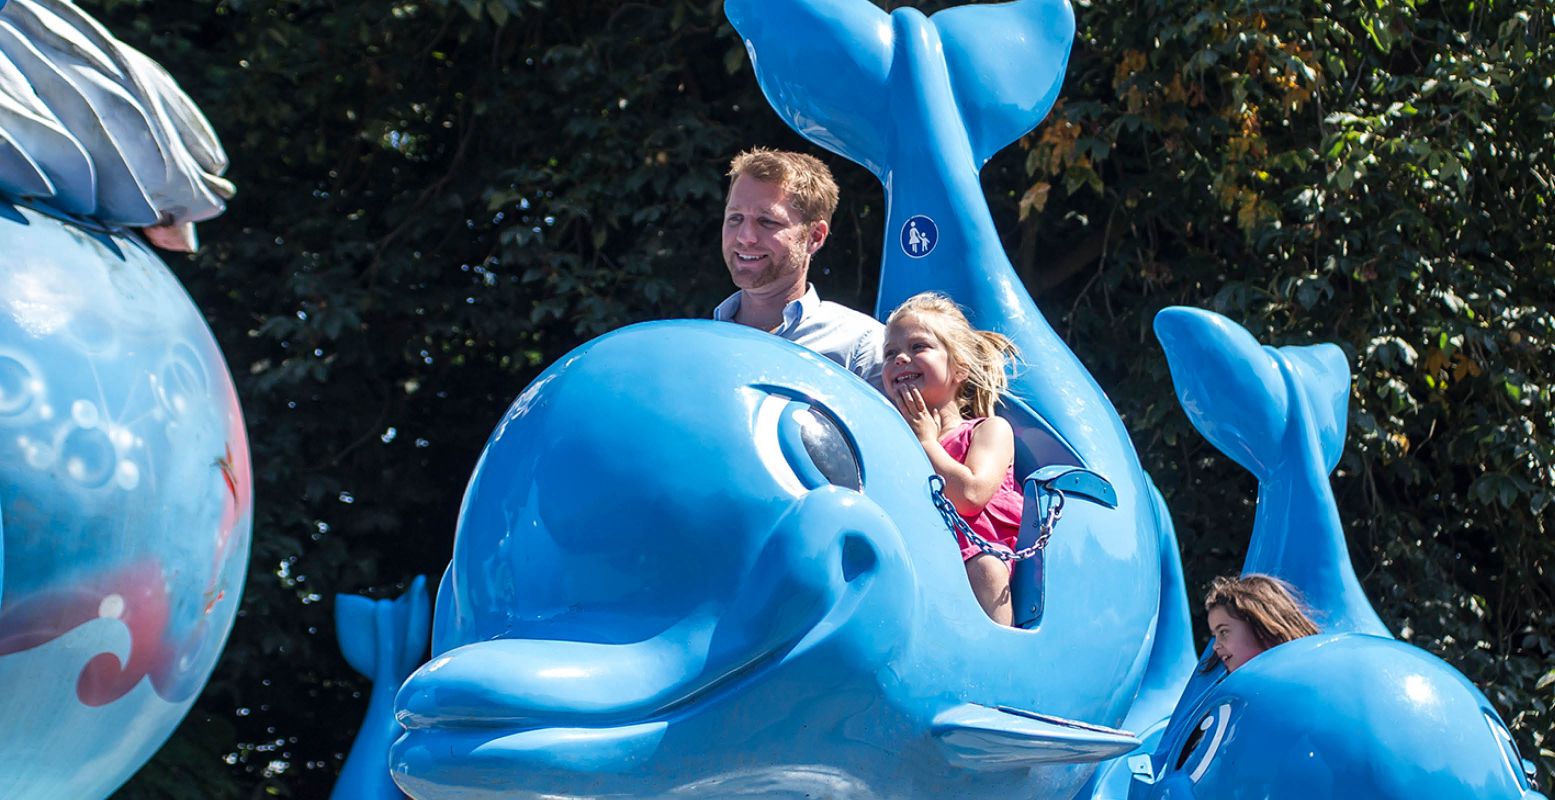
[893,386,941,443]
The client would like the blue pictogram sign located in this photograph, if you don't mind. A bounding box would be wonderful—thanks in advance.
[900,215,938,259]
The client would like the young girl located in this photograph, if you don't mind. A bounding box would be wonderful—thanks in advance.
[1204,574,1321,672]
[882,292,1022,625]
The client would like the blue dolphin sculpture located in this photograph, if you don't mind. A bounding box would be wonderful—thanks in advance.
[362,1,1196,798]
[1121,307,1546,799]
[723,0,1186,654]
[388,320,1155,799]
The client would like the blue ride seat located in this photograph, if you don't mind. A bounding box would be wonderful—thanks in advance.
[997,395,1080,630]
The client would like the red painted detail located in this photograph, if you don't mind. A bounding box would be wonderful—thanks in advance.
[0,562,173,707]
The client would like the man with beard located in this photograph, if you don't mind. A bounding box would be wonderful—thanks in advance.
[714,148,884,388]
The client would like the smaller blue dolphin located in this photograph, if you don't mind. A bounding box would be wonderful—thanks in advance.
[1122,307,1545,800]
[1136,633,1544,799]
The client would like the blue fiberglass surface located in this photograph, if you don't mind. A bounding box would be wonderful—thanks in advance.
[390,322,1156,800]
[380,1,1193,798]
[0,199,253,799]
[1118,307,1546,800]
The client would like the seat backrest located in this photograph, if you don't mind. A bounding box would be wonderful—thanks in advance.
[997,396,1082,629]
[1000,395,1082,479]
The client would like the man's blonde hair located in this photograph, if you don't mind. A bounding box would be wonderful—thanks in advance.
[727,148,840,226]
[886,292,1020,419]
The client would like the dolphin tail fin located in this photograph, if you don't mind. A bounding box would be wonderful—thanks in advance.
[723,0,892,175]
[1153,307,1348,479]
[332,576,429,800]
[932,0,1076,166]
[1276,342,1350,474]
[1153,307,1288,478]
[335,575,430,683]
[334,594,376,677]
[1154,308,1387,637]
[724,0,1073,176]
[932,703,1140,770]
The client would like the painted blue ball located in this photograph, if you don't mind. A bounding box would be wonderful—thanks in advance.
[0,201,252,799]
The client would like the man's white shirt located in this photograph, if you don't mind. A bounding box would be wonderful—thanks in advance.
[713,284,885,389]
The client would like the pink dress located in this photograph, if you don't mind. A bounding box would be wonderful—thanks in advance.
[939,418,1024,563]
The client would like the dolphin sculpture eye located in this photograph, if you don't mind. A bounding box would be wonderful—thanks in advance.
[753,391,862,492]
[1173,702,1232,783]
[788,404,862,491]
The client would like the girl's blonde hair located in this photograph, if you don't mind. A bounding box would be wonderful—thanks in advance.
[886,292,1020,418]
[1204,573,1321,649]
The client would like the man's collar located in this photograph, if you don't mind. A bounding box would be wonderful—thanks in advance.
[781,284,821,332]
[712,291,742,322]
[714,284,820,333]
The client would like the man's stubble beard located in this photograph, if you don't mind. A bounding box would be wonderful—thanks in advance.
[731,237,812,294]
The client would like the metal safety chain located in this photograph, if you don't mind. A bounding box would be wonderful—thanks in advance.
[928,474,1064,563]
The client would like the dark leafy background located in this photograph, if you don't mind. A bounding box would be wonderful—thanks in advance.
[71,0,1554,796]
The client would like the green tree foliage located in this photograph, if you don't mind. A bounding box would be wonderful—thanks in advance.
[72,0,1551,795]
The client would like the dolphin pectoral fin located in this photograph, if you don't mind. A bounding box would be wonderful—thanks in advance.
[1275,343,1351,473]
[724,0,892,176]
[931,703,1140,770]
[933,0,1075,166]
[429,562,458,656]
[1153,307,1290,479]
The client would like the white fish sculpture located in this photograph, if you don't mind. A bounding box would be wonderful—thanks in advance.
[0,0,232,250]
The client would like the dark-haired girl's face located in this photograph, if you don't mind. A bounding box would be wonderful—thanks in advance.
[1209,606,1266,672]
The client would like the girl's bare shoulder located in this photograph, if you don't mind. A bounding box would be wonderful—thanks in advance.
[971,415,1014,444]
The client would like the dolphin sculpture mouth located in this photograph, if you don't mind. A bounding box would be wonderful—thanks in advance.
[391,600,854,789]
[396,611,806,734]
[396,485,894,747]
